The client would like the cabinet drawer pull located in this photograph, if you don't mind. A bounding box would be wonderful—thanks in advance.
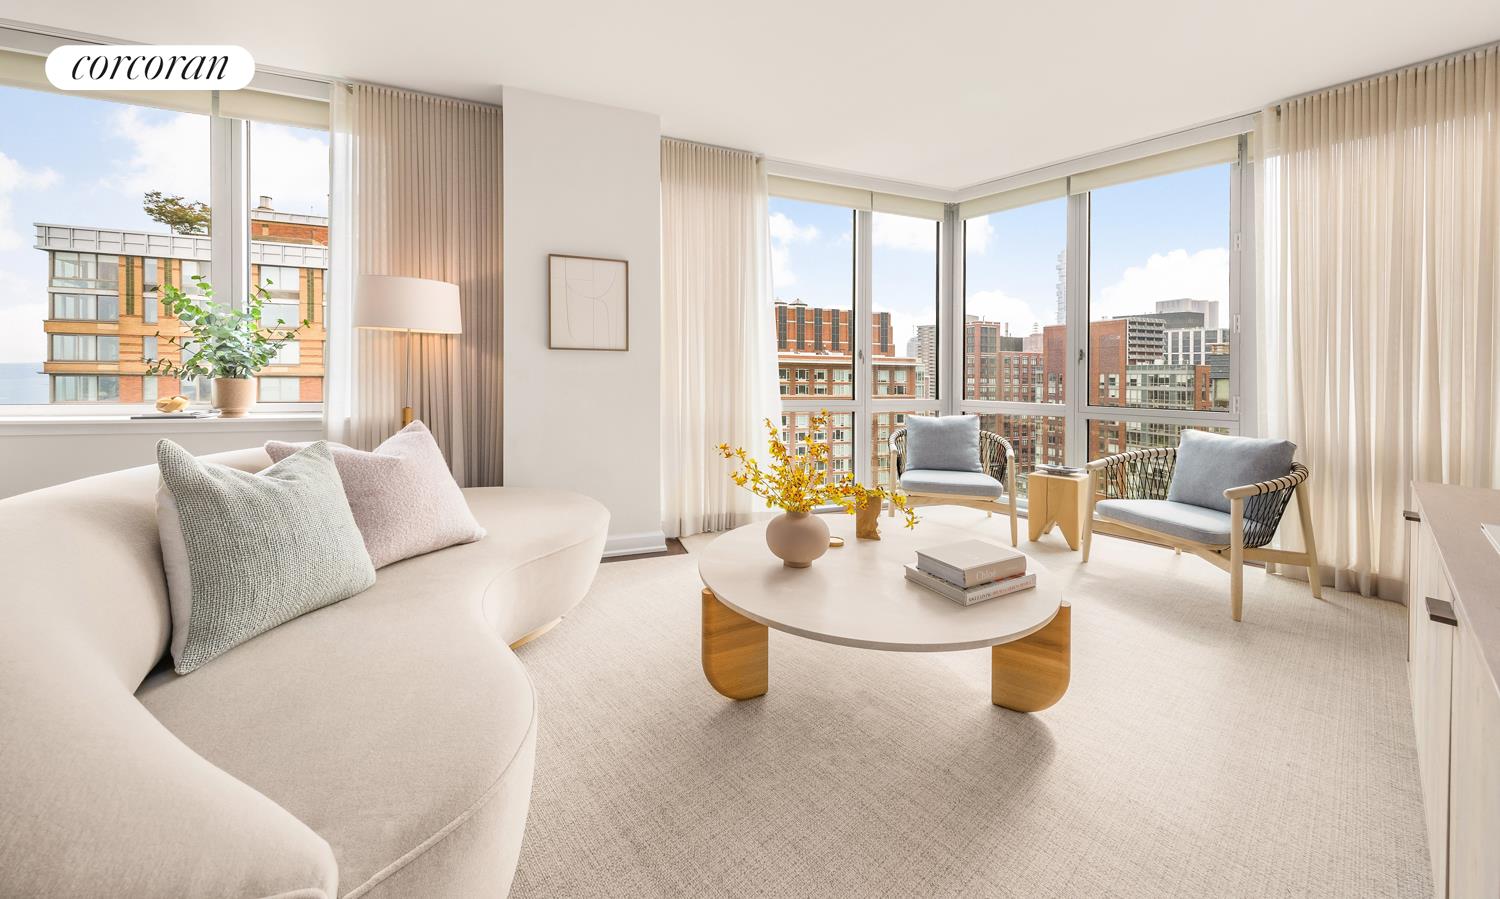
[1426,596,1457,627]
[1403,510,1421,523]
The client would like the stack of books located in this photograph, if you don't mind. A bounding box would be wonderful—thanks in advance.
[905,539,1036,606]
[1035,463,1085,477]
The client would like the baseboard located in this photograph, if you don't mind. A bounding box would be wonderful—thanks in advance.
[603,530,669,559]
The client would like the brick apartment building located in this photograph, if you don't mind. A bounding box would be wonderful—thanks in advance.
[35,197,327,405]
[774,299,917,489]
[771,298,1226,493]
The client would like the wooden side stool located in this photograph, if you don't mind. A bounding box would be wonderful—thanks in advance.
[1027,471,1091,551]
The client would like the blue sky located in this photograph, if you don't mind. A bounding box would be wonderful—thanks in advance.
[0,85,329,366]
[770,163,1231,352]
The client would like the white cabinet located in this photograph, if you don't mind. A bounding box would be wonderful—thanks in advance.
[1408,522,1452,898]
[1410,484,1500,899]
[1448,622,1500,899]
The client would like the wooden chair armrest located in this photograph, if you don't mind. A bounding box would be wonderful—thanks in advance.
[1087,445,1175,472]
[1222,463,1310,501]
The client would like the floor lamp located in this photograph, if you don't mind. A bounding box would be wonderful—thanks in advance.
[354,274,463,427]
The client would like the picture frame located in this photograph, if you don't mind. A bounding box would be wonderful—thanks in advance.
[548,253,629,351]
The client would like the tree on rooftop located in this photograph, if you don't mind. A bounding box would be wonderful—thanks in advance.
[143,191,211,235]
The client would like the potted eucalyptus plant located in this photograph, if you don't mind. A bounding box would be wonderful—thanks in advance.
[145,275,307,418]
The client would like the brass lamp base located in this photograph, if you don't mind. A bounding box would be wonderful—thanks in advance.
[401,406,414,427]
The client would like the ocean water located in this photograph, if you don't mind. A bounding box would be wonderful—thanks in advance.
[0,362,48,405]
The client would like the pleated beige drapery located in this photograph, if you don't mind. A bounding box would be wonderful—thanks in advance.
[659,138,779,537]
[1259,44,1500,599]
[328,83,503,486]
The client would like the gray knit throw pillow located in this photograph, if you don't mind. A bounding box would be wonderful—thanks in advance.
[156,439,376,674]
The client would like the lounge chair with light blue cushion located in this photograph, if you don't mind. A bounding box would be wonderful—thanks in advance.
[1081,429,1323,621]
[889,414,1018,546]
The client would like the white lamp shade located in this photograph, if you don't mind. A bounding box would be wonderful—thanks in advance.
[354,275,463,333]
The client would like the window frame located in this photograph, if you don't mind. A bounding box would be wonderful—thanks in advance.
[953,134,1254,477]
[768,197,946,491]
[0,27,330,421]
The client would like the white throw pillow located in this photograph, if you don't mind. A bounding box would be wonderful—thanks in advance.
[265,421,486,568]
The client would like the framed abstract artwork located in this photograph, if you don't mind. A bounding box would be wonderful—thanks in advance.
[548,253,629,351]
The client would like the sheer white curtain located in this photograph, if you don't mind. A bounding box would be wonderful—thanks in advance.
[1259,44,1500,599]
[328,83,504,486]
[659,138,779,537]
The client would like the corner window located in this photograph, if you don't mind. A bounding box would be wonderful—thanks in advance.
[1087,163,1232,415]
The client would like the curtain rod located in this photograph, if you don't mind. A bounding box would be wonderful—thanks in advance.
[661,134,762,160]
[340,79,502,112]
[1270,39,1500,112]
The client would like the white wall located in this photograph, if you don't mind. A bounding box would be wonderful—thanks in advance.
[0,417,324,499]
[501,88,664,557]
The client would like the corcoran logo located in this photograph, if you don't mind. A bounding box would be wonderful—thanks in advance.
[45,45,254,91]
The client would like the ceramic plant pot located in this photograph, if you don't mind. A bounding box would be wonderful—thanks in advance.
[211,377,256,418]
[765,510,830,568]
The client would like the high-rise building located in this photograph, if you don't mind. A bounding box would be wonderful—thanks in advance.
[912,323,937,400]
[35,200,327,405]
[1164,327,1231,366]
[774,299,894,356]
[961,317,1026,400]
[1125,364,1212,410]
[1054,249,1066,325]
[1087,317,1168,406]
[1151,297,1218,329]
[1042,324,1067,404]
[773,299,918,489]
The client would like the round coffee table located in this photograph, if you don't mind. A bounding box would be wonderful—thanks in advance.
[697,515,1071,712]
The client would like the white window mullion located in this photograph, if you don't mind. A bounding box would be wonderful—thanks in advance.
[1064,189,1089,467]
[1232,134,1256,436]
[941,203,961,415]
[853,208,874,487]
[209,100,250,310]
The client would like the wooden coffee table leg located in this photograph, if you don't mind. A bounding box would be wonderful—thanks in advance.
[991,601,1070,712]
[702,588,768,700]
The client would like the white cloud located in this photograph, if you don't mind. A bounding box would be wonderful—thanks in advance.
[248,124,330,216]
[871,212,936,252]
[104,107,211,203]
[103,112,330,218]
[769,211,818,293]
[0,153,60,362]
[1093,247,1228,321]
[0,152,61,251]
[964,216,994,255]
[770,244,796,289]
[0,265,46,362]
[965,289,1045,339]
[769,211,817,244]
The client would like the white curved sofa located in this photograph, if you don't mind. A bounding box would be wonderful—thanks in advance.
[0,448,608,898]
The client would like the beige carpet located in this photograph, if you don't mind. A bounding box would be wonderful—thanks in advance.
[510,509,1430,898]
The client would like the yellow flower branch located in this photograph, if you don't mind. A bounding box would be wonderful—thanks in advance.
[718,410,919,528]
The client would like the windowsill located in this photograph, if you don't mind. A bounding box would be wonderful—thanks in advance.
[0,411,323,437]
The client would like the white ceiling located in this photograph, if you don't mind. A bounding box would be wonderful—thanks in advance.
[5,1,1499,191]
